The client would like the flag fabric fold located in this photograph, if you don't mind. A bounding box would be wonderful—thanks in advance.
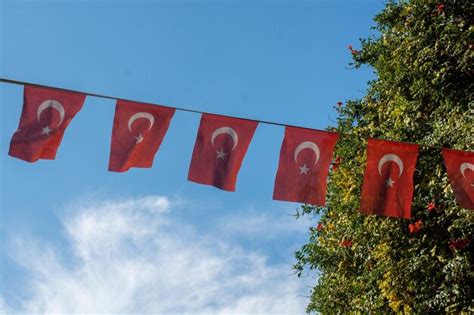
[442,148,474,210]
[360,139,419,219]
[273,127,339,205]
[108,100,175,172]
[188,114,258,191]
[9,85,86,162]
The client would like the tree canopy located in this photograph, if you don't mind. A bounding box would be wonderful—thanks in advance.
[294,0,473,313]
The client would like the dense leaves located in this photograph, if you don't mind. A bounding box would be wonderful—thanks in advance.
[294,0,473,313]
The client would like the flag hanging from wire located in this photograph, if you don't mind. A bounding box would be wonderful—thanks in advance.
[9,85,86,162]
[108,100,175,172]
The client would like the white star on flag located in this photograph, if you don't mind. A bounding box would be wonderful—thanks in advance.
[299,164,309,175]
[134,133,144,144]
[385,177,395,187]
[41,125,52,136]
[216,148,227,160]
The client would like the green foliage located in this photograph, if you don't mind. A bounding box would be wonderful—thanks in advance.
[294,0,473,313]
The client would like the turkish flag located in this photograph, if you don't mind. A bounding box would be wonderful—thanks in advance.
[188,114,258,191]
[273,127,339,205]
[9,85,86,162]
[108,100,175,172]
[360,139,419,219]
[442,148,474,210]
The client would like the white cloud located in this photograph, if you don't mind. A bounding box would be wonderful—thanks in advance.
[0,297,10,314]
[3,195,308,314]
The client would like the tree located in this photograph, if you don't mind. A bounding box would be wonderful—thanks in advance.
[294,0,473,313]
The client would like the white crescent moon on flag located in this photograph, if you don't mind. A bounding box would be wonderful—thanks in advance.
[378,154,404,178]
[128,112,155,132]
[460,162,474,187]
[37,100,65,126]
[294,141,320,165]
[211,127,238,151]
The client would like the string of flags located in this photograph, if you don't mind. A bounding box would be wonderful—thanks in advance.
[4,82,474,217]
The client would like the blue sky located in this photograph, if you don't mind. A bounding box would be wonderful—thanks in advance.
[0,0,382,312]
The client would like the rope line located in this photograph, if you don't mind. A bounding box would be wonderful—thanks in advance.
[0,77,458,151]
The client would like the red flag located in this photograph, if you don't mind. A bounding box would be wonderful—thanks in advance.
[273,127,339,205]
[108,100,175,172]
[360,139,419,219]
[188,114,258,191]
[442,148,474,210]
[9,85,86,162]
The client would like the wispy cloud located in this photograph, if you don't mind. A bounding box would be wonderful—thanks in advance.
[3,195,308,314]
[0,296,9,314]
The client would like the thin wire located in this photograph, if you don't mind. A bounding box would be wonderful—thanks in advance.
[0,77,452,150]
[0,77,297,127]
